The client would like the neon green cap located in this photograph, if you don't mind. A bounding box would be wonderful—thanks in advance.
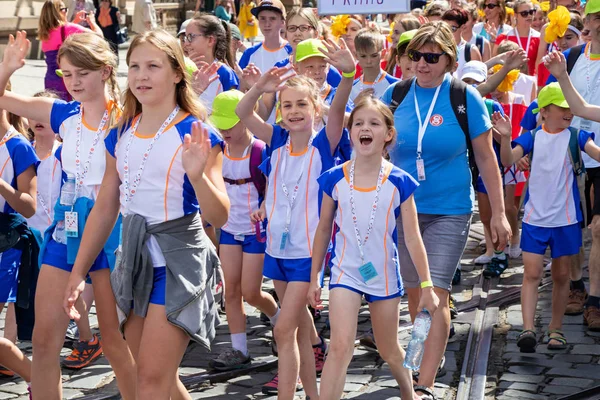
[532,82,569,114]
[585,0,600,15]
[209,90,245,130]
[398,29,417,49]
[295,39,326,63]
[184,57,198,77]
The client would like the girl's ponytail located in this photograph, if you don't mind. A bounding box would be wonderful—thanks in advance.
[220,20,236,69]
[191,14,235,68]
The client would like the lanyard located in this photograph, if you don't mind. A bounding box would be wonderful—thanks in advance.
[279,133,315,232]
[348,160,385,264]
[514,28,532,54]
[122,106,180,210]
[74,108,109,200]
[413,80,442,158]
[585,43,600,101]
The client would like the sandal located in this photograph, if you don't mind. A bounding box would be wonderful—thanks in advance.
[517,329,537,353]
[414,385,437,400]
[547,329,568,350]
[412,355,446,383]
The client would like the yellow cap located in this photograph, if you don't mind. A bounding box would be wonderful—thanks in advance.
[295,39,326,63]
[532,82,569,114]
[209,90,245,130]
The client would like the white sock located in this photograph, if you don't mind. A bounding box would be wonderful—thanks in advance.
[269,307,280,327]
[231,333,248,356]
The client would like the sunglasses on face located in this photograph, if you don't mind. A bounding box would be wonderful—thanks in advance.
[482,3,499,9]
[518,9,536,17]
[286,25,314,33]
[407,49,446,64]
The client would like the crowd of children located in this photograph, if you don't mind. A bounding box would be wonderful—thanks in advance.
[0,0,600,398]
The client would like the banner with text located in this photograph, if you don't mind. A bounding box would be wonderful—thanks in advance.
[318,0,410,15]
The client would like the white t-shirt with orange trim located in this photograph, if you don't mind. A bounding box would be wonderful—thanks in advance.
[28,141,61,233]
[350,71,399,102]
[318,160,418,297]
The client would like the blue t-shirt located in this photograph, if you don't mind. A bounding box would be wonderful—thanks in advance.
[380,74,492,215]
[0,133,39,214]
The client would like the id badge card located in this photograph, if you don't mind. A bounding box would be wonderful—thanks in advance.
[580,119,593,131]
[358,261,378,284]
[280,232,289,250]
[234,234,245,242]
[65,211,79,237]
[416,158,426,181]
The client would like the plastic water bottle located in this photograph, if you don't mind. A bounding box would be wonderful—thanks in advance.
[53,174,76,244]
[403,309,432,370]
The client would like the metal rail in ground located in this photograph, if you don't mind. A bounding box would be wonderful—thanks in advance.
[557,385,600,400]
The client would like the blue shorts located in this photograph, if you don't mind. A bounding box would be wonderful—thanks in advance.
[0,248,21,303]
[476,176,487,194]
[329,284,403,303]
[263,254,311,282]
[521,223,582,259]
[41,238,110,276]
[219,231,266,254]
[149,267,166,305]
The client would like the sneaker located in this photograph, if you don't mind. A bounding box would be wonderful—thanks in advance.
[508,244,522,259]
[358,328,377,352]
[474,254,492,265]
[449,296,458,319]
[565,289,588,315]
[209,348,251,371]
[261,374,302,395]
[452,268,461,286]
[61,334,103,369]
[28,385,32,400]
[584,306,600,331]
[65,320,79,341]
[260,312,270,323]
[483,255,508,278]
[313,336,328,374]
[0,365,15,377]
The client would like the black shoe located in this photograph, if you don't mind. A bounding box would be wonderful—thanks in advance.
[483,255,508,278]
[452,268,461,285]
[449,296,458,319]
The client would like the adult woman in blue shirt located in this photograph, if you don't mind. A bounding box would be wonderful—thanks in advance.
[381,22,511,400]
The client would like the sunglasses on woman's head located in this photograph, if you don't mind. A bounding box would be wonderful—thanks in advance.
[518,9,536,17]
[407,49,446,64]
[482,3,499,9]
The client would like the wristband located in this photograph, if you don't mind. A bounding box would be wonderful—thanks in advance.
[342,70,356,78]
[420,280,433,289]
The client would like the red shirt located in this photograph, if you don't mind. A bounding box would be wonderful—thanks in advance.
[496,29,541,75]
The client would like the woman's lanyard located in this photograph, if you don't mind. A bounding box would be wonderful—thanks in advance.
[514,28,532,54]
[278,133,315,250]
[413,80,442,181]
[122,106,180,211]
[74,108,109,201]
[348,160,385,267]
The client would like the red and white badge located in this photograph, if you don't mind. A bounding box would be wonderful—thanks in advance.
[430,114,444,126]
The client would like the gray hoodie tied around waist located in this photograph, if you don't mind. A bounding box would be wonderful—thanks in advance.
[111,212,221,350]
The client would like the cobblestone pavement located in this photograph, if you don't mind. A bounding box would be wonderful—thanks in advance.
[2,53,600,399]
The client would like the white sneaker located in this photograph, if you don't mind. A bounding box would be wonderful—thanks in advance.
[508,244,522,259]
[474,254,492,264]
[544,261,552,271]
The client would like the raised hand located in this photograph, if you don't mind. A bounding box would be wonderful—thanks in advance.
[504,48,528,70]
[191,62,219,94]
[188,49,207,69]
[320,38,356,75]
[182,121,212,182]
[255,64,296,93]
[544,51,567,79]
[242,63,262,88]
[72,10,88,25]
[492,111,512,138]
[484,21,498,43]
[2,31,31,74]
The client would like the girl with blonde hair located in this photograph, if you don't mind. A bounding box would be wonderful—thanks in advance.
[0,31,136,400]
[64,29,228,399]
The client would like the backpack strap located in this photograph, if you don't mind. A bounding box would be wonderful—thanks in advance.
[567,127,587,226]
[519,127,541,213]
[566,44,585,75]
[389,78,414,115]
[449,77,476,186]
[464,43,472,63]
[249,139,266,197]
[475,35,484,56]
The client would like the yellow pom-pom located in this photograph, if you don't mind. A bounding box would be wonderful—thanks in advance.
[331,15,350,38]
[540,1,550,12]
[388,22,395,44]
[505,7,514,15]
[492,64,520,92]
[545,6,570,43]
[478,8,486,17]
